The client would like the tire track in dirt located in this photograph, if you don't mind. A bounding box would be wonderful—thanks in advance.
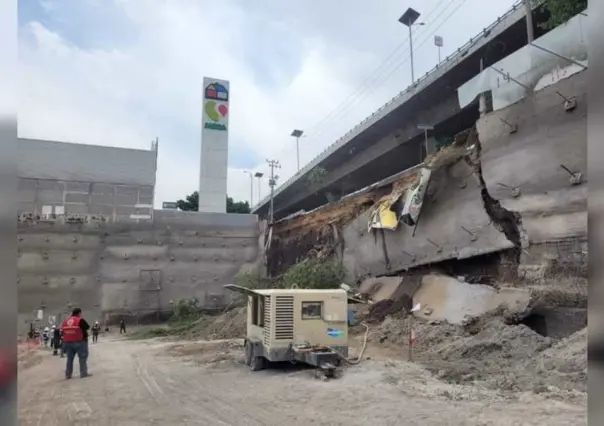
[150,358,271,426]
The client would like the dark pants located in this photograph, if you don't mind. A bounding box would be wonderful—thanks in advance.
[52,339,61,356]
[120,326,126,334]
[92,333,98,343]
[64,340,89,378]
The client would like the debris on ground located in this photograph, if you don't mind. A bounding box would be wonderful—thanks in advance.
[164,339,245,367]
[371,310,587,395]
[201,307,247,340]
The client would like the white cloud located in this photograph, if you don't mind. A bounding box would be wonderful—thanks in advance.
[18,0,517,208]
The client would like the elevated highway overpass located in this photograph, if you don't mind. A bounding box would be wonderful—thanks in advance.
[253,1,548,220]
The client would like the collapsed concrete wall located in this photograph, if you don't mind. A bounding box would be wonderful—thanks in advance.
[341,157,515,279]
[267,70,586,287]
[17,210,259,332]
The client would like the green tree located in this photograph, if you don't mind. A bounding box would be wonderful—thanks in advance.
[176,191,251,213]
[176,191,199,211]
[226,197,251,213]
[538,0,586,29]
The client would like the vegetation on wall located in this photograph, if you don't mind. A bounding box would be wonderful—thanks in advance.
[536,0,587,29]
[235,257,345,292]
[281,258,345,290]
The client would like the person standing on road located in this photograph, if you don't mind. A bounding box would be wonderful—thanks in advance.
[52,326,62,356]
[92,321,100,343]
[61,308,92,379]
[119,318,126,334]
[42,327,49,348]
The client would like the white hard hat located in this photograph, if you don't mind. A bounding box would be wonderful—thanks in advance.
[44,327,49,331]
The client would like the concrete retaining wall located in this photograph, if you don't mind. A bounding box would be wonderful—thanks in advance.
[477,70,587,278]
[17,211,259,332]
[339,70,586,281]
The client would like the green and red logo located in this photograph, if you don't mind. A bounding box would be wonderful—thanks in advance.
[204,82,228,131]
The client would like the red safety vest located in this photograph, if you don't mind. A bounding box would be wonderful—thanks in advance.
[61,316,83,342]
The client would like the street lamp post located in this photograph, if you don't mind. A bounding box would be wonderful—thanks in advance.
[434,35,443,63]
[417,124,434,161]
[399,8,424,84]
[291,129,304,171]
[254,172,264,202]
[243,170,254,206]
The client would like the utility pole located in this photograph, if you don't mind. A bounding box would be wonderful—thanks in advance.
[523,0,534,42]
[266,159,281,224]
[399,8,424,84]
[244,171,253,206]
[291,129,304,172]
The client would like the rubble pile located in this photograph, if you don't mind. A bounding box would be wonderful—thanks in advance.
[201,307,247,340]
[372,312,587,394]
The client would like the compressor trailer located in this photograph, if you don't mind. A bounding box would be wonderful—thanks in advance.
[225,285,356,379]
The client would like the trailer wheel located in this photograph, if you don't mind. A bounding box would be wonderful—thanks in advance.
[244,340,253,366]
[249,355,266,372]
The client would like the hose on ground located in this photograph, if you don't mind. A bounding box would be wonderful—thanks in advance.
[330,322,369,365]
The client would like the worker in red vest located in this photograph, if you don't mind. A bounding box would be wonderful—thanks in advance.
[60,308,92,379]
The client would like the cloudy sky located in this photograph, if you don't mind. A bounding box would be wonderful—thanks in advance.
[18,0,517,208]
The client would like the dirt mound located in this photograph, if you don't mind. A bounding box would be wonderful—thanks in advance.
[202,307,247,340]
[372,313,586,395]
[533,327,587,391]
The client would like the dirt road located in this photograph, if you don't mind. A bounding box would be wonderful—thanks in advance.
[19,336,586,425]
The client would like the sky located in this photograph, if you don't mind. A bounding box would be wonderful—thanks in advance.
[18,0,518,208]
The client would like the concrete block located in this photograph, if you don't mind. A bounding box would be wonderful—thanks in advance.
[137,196,154,206]
[65,193,90,204]
[115,185,139,196]
[18,189,36,203]
[115,194,138,206]
[66,204,89,214]
[169,246,257,262]
[104,245,168,259]
[18,250,98,274]
[358,276,403,302]
[115,206,139,216]
[412,275,529,324]
[18,203,36,214]
[17,233,102,250]
[89,205,113,216]
[342,162,513,277]
[18,178,38,190]
[91,183,114,195]
[37,180,63,191]
[154,210,258,231]
[91,194,114,205]
[65,182,91,192]
[139,186,154,197]
[38,189,63,203]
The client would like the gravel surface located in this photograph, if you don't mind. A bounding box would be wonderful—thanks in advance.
[18,335,586,425]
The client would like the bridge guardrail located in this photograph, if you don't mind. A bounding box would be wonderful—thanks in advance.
[253,0,524,211]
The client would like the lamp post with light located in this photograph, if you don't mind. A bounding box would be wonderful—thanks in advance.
[398,8,425,84]
[291,129,304,171]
